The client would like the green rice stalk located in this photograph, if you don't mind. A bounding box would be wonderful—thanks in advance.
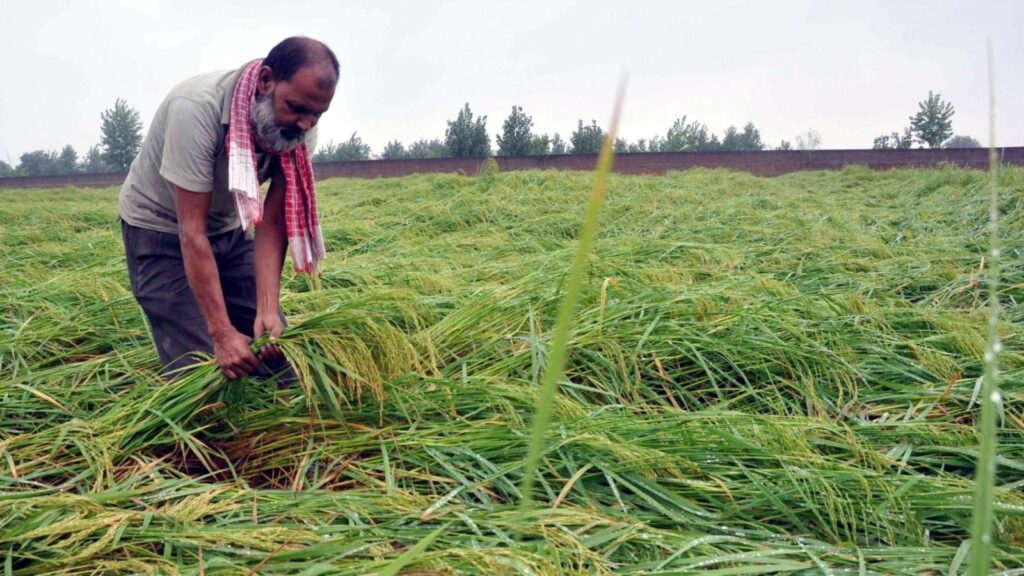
[968,39,1002,576]
[518,78,626,514]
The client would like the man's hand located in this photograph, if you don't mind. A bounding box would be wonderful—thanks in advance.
[253,311,285,362]
[211,327,260,380]
[254,164,289,365]
[175,185,258,379]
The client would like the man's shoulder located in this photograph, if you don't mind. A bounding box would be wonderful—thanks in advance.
[162,66,242,125]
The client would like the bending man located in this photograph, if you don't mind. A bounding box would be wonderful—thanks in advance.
[119,37,336,379]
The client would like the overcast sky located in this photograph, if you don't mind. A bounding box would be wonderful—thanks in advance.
[2,0,1022,162]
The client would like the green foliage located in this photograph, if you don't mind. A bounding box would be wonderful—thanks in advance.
[381,140,408,160]
[527,133,551,155]
[445,103,491,157]
[626,138,648,153]
[570,119,605,154]
[550,132,567,154]
[407,138,447,159]
[58,145,79,175]
[314,132,373,162]
[496,105,534,156]
[873,127,913,150]
[910,91,955,148]
[946,134,982,148]
[0,159,16,177]
[719,121,764,151]
[14,145,84,176]
[79,144,111,173]
[100,98,143,170]
[16,149,62,176]
[776,140,792,151]
[663,116,715,151]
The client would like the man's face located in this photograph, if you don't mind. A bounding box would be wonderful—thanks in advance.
[253,64,336,152]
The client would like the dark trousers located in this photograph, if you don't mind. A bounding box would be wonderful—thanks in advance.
[121,219,294,381]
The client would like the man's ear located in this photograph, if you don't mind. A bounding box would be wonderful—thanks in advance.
[257,65,275,96]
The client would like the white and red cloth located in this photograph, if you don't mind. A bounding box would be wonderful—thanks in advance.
[227,59,326,274]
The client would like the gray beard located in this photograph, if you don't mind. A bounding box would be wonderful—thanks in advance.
[251,93,304,153]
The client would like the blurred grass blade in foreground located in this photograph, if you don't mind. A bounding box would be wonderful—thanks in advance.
[968,38,1001,576]
[518,75,627,516]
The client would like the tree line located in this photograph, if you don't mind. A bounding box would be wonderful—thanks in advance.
[0,99,142,177]
[1,91,983,177]
[313,107,779,163]
[870,91,979,150]
[311,91,980,162]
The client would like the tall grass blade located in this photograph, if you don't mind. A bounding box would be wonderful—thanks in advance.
[517,76,627,515]
[968,39,1001,576]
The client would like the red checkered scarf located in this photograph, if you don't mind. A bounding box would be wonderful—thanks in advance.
[227,59,326,274]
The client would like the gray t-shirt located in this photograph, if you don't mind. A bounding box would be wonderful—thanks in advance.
[119,63,317,235]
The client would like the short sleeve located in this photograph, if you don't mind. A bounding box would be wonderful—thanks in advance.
[159,98,222,193]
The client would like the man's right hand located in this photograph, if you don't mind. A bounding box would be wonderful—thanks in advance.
[176,186,260,380]
[211,327,260,380]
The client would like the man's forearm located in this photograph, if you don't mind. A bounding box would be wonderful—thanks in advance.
[180,231,233,337]
[254,225,287,313]
[254,181,288,315]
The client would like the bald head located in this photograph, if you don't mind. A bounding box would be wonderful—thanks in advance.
[263,36,339,89]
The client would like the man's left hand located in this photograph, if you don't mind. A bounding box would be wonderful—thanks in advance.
[253,311,285,362]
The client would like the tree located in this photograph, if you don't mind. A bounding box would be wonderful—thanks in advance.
[909,91,954,148]
[720,126,741,150]
[0,159,17,177]
[58,145,79,174]
[527,134,552,155]
[614,138,628,153]
[407,139,448,159]
[381,140,408,160]
[872,127,912,150]
[496,106,534,156]
[627,138,648,153]
[776,140,792,151]
[550,133,567,154]
[945,134,981,148]
[445,103,491,157]
[80,145,111,173]
[794,129,822,150]
[100,98,143,170]
[739,122,764,151]
[663,116,714,151]
[570,120,605,154]
[313,132,373,162]
[17,150,61,176]
[719,122,763,151]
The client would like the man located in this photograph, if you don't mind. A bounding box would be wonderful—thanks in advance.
[119,37,338,379]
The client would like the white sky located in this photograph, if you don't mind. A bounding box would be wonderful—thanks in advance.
[2,0,1021,162]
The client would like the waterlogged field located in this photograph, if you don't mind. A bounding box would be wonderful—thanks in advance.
[1,166,1023,574]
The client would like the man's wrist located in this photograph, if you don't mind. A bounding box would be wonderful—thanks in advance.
[207,320,235,341]
[257,296,279,315]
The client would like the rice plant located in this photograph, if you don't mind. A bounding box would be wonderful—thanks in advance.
[1,161,1023,573]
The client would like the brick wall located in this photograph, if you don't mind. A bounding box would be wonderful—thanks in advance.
[2,147,1021,190]
[0,171,128,190]
[314,147,1024,179]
